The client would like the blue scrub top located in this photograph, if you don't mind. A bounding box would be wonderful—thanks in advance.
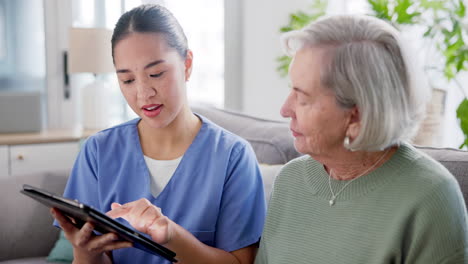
[60,114,266,263]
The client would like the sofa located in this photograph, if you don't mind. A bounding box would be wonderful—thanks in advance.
[1,105,467,263]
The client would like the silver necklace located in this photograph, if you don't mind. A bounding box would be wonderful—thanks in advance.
[328,148,390,206]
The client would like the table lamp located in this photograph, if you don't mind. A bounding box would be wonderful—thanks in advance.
[68,27,115,130]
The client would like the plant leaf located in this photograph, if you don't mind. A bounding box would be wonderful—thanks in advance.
[368,0,392,21]
[444,66,455,79]
[276,0,326,77]
[423,27,432,37]
[280,26,293,32]
[456,99,468,149]
[459,133,468,150]
[420,0,446,10]
[456,52,466,72]
[276,56,292,77]
[394,0,421,24]
[456,0,466,17]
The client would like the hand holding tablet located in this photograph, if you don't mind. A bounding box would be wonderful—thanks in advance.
[20,184,177,263]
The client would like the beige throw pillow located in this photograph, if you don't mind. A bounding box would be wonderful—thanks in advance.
[259,164,283,204]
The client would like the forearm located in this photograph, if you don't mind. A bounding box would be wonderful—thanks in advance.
[165,224,242,264]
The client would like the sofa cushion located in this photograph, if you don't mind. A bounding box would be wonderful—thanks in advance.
[259,164,283,203]
[46,231,73,264]
[0,170,70,261]
[192,105,301,164]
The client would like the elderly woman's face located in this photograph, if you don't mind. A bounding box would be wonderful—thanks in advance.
[281,46,350,157]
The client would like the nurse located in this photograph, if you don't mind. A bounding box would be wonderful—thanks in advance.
[52,4,265,264]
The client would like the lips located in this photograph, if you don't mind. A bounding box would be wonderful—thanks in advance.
[290,127,302,137]
[142,104,162,111]
[141,104,163,117]
[144,105,159,111]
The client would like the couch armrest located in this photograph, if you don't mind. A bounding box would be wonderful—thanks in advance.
[0,170,69,261]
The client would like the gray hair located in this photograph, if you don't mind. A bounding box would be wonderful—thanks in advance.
[282,15,429,151]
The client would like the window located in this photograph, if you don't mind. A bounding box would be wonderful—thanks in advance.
[0,0,46,127]
[165,0,224,108]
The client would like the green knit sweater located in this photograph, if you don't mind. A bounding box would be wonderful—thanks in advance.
[255,144,467,264]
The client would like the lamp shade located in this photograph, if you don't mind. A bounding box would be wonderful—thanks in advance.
[68,28,114,74]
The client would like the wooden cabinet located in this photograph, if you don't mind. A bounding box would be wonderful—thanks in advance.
[0,128,97,178]
[9,142,79,176]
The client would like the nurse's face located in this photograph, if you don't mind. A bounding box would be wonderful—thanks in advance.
[114,32,192,129]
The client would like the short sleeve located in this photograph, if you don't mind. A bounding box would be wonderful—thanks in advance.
[215,142,266,252]
[53,137,100,227]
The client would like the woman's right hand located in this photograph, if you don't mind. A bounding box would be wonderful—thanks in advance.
[51,208,132,264]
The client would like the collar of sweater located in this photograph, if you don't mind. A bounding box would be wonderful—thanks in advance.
[302,143,421,202]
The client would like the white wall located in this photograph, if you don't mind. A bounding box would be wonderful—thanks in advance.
[443,76,466,148]
[228,0,311,121]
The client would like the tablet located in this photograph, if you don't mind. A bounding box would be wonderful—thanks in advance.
[20,184,177,263]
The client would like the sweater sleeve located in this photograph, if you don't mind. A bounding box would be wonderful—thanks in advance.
[254,239,268,264]
[405,176,468,264]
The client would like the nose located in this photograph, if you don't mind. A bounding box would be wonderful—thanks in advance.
[136,78,157,100]
[280,91,295,119]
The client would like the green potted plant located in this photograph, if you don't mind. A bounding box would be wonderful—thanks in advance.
[277,0,468,149]
[276,0,327,77]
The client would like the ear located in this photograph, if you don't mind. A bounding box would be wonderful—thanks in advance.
[184,50,193,81]
[345,106,361,140]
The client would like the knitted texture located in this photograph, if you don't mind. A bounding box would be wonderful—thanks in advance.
[256,144,468,264]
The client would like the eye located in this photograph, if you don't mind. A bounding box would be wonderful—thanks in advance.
[150,71,165,78]
[122,79,134,84]
[296,94,308,106]
[298,96,309,105]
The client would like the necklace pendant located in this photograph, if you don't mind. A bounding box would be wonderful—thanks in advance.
[329,199,335,206]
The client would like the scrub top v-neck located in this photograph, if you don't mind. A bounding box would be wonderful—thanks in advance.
[59,114,266,264]
[144,154,183,197]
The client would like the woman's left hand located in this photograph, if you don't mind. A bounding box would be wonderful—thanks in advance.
[106,199,174,245]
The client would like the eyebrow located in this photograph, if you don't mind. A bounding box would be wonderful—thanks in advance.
[116,59,165,73]
[293,87,311,96]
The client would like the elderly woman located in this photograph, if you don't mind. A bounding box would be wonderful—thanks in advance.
[255,15,467,263]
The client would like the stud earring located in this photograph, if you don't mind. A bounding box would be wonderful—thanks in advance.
[344,136,350,146]
[343,136,356,151]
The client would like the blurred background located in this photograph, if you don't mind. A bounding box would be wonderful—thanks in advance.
[0,0,466,149]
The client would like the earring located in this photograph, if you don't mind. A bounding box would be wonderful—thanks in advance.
[343,136,356,151]
[344,136,350,146]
